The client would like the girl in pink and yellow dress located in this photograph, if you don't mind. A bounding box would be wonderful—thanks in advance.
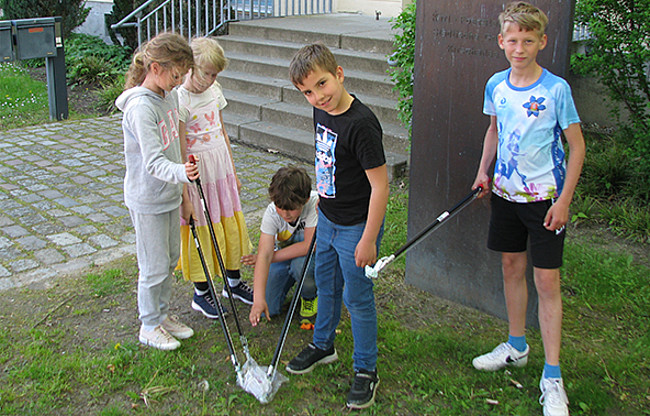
[178,37,253,319]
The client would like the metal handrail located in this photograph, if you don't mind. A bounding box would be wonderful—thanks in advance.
[111,0,333,47]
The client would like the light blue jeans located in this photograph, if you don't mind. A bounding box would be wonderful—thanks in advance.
[266,230,317,316]
[312,211,383,372]
[130,207,180,331]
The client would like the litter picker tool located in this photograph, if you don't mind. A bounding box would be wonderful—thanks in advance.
[188,154,251,361]
[188,154,264,397]
[240,229,318,404]
[188,216,243,383]
[365,186,482,278]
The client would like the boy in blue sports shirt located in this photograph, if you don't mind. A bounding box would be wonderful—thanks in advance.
[285,43,389,410]
[471,3,585,416]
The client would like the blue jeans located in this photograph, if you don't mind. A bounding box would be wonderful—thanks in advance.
[266,230,317,316]
[312,211,383,372]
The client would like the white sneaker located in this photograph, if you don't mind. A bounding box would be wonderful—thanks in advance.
[139,325,181,350]
[539,377,569,416]
[161,315,194,339]
[472,342,529,371]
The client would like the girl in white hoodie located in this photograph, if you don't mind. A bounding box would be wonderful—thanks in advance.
[116,32,198,351]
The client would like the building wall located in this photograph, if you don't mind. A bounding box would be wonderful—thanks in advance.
[335,0,411,18]
[73,0,113,44]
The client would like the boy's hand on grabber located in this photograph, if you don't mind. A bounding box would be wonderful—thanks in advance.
[355,238,377,268]
[544,198,570,233]
[472,174,491,198]
[240,253,257,266]
[249,300,270,326]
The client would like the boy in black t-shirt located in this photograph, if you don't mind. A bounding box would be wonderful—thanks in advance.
[285,43,389,410]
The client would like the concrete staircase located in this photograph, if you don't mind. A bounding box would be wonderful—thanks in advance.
[217,13,409,180]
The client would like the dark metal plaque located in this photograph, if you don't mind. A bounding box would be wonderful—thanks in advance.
[405,1,575,327]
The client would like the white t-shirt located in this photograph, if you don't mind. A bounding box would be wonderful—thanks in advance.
[260,191,318,249]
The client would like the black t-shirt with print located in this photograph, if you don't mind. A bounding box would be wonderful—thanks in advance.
[313,96,385,226]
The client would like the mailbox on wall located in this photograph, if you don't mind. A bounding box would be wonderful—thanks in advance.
[14,17,57,60]
[0,21,13,61]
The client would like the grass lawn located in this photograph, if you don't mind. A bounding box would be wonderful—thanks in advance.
[0,186,647,415]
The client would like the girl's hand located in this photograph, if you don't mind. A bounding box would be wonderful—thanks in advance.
[185,161,199,181]
[235,175,242,193]
[241,253,257,266]
[180,197,194,221]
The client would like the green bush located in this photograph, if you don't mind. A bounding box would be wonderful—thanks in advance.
[0,0,89,39]
[388,1,416,138]
[572,0,650,183]
[97,74,126,114]
[64,33,131,85]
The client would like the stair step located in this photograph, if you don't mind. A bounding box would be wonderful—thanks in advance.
[225,118,407,181]
[221,36,391,77]
[227,14,396,54]
[215,15,408,181]
[218,70,293,100]
[221,62,397,103]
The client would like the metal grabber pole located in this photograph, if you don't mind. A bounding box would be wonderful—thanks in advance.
[188,216,242,379]
[365,186,483,278]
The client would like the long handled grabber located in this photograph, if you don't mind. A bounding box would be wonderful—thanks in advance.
[188,155,252,361]
[188,216,243,383]
[241,229,318,404]
[365,186,483,278]
[188,155,269,397]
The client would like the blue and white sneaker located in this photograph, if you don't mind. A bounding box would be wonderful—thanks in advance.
[472,342,529,371]
[222,281,254,305]
[191,292,228,319]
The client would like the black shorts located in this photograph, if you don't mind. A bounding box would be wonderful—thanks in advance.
[488,194,565,269]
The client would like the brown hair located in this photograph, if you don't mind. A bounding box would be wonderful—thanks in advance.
[499,2,548,38]
[124,32,194,89]
[268,166,312,210]
[289,42,338,86]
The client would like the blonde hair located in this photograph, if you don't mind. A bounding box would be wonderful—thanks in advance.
[124,32,194,89]
[190,37,228,72]
[499,2,548,38]
[289,42,338,86]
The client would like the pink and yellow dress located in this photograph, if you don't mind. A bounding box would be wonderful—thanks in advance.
[178,82,251,281]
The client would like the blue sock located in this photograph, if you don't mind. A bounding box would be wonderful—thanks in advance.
[543,362,562,379]
[508,335,527,352]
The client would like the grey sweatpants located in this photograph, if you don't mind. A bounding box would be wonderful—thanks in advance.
[130,207,181,331]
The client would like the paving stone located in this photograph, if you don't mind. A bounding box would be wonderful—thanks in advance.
[16,235,48,250]
[47,232,82,246]
[10,259,39,273]
[33,248,65,264]
[62,243,97,257]
[103,206,128,217]
[58,216,86,228]
[75,225,98,235]
[55,197,79,208]
[0,236,11,249]
[3,225,29,238]
[0,264,10,277]
[89,234,119,248]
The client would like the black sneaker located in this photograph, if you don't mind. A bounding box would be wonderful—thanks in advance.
[191,292,228,319]
[222,281,254,305]
[346,369,380,409]
[286,343,338,374]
